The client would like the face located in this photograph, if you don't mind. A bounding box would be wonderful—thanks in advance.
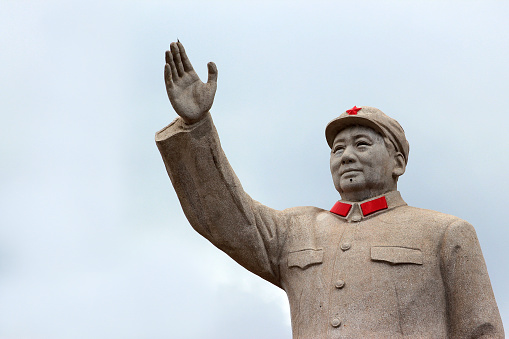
[330,125,400,201]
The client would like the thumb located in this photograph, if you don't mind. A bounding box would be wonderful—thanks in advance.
[207,62,218,84]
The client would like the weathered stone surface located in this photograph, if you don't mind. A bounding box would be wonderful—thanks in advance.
[157,41,504,338]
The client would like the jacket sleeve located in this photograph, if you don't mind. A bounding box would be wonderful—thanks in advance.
[440,219,504,338]
[155,113,289,288]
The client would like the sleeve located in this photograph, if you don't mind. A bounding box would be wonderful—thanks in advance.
[155,112,289,288]
[440,219,505,338]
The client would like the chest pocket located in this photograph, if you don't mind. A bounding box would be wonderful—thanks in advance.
[288,249,323,269]
[371,246,423,265]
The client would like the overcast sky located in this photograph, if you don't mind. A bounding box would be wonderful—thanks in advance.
[1,1,508,338]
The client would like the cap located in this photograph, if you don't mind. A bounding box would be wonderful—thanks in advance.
[325,106,410,163]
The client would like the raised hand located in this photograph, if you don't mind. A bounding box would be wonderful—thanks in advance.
[164,41,218,124]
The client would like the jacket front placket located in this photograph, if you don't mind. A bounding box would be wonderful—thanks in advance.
[327,202,363,337]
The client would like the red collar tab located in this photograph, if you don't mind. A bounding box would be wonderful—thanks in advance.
[331,196,388,218]
[360,196,388,216]
[346,106,362,115]
[330,201,352,217]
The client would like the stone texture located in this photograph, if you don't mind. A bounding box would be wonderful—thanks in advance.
[157,42,504,338]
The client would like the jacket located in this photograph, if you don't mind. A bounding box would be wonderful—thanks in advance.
[156,113,504,338]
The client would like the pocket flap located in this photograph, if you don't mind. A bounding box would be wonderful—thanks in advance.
[371,246,423,265]
[288,249,323,269]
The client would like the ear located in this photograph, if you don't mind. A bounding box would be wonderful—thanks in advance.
[392,152,406,178]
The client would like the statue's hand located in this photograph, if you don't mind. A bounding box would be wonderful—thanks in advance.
[164,41,218,124]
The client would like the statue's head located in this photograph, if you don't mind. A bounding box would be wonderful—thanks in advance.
[325,106,409,201]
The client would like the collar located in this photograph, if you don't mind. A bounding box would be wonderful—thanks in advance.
[330,191,407,222]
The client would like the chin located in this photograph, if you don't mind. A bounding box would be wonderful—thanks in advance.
[339,181,366,195]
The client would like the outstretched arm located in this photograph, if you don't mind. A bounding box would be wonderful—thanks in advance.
[158,43,288,287]
[156,114,288,288]
[164,41,218,124]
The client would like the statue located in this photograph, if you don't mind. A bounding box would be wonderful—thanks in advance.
[156,41,504,338]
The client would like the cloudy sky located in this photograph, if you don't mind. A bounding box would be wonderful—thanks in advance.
[1,1,508,338]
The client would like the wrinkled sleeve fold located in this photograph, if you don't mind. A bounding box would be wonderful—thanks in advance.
[155,113,288,287]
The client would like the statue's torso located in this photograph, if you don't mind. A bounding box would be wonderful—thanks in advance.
[280,204,456,338]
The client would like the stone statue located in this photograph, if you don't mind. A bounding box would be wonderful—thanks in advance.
[156,41,504,338]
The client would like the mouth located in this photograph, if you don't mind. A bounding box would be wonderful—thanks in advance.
[340,169,362,177]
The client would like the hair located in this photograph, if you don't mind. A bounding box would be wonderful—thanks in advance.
[382,136,397,156]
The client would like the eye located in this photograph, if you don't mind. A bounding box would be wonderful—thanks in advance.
[356,140,371,148]
[332,145,344,154]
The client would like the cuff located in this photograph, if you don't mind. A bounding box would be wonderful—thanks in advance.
[155,112,213,142]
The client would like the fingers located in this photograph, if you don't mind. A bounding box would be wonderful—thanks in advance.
[165,50,178,80]
[207,62,218,84]
[170,42,185,77]
[166,41,212,85]
[177,41,194,72]
[164,64,173,90]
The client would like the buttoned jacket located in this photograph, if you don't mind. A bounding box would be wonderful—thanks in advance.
[156,113,504,338]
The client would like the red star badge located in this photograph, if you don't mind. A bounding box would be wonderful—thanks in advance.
[346,106,362,115]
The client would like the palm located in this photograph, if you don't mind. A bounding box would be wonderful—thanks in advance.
[164,42,217,124]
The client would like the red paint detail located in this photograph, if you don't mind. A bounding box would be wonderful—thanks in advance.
[330,201,352,217]
[360,196,388,216]
[346,106,362,115]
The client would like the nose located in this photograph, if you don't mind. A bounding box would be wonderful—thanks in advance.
[340,146,356,165]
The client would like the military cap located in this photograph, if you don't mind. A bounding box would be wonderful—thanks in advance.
[325,106,410,163]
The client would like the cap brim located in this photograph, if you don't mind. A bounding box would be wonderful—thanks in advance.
[325,115,387,148]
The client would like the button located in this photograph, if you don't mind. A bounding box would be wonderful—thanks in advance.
[331,318,341,327]
[340,242,351,251]
[352,214,361,222]
[335,280,345,289]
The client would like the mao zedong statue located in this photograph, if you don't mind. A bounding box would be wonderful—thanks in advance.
[155,41,504,338]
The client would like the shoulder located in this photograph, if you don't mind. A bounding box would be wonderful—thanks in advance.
[395,205,465,225]
[378,205,470,239]
[282,206,326,217]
